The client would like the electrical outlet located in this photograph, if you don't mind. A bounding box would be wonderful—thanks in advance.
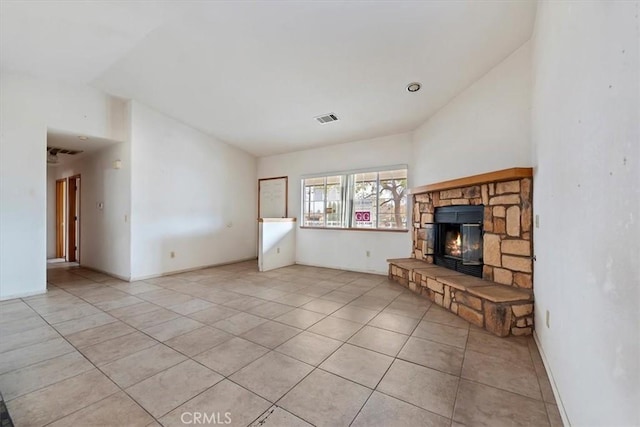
[545,310,550,328]
[535,215,540,228]
[170,251,176,259]
[277,247,280,254]
[366,250,371,257]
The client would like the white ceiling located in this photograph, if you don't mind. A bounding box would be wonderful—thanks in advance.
[47,129,119,167]
[1,1,537,157]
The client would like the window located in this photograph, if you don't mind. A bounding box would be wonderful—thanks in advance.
[302,166,408,230]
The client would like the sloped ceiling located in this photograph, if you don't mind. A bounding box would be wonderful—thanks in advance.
[1,1,536,156]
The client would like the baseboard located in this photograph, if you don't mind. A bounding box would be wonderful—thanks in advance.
[130,257,258,282]
[534,331,571,426]
[79,264,131,282]
[294,261,387,276]
[0,289,47,301]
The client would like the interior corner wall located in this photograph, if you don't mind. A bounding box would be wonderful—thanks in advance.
[0,72,127,299]
[257,133,412,275]
[129,101,257,280]
[411,41,532,186]
[530,2,639,425]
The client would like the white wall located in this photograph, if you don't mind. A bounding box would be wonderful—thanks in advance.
[259,220,296,272]
[412,41,532,186]
[258,133,412,274]
[0,72,125,299]
[531,2,639,426]
[129,102,257,279]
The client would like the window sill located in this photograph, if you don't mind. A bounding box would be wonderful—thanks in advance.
[299,226,408,233]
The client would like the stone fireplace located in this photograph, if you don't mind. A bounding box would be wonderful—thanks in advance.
[412,168,533,288]
[388,168,535,337]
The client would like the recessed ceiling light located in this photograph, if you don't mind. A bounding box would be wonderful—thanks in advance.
[78,135,89,140]
[407,82,421,93]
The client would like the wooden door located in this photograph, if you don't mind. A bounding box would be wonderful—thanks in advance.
[55,179,65,258]
[67,175,80,262]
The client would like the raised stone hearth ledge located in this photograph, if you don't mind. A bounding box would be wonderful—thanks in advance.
[388,258,533,337]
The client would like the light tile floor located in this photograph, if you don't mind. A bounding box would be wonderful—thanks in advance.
[0,261,563,426]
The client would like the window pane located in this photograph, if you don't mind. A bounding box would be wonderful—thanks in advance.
[378,169,407,229]
[326,175,344,227]
[353,172,378,228]
[303,178,325,226]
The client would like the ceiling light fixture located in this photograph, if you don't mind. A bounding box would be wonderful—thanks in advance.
[78,135,89,140]
[47,147,60,165]
[47,152,59,165]
[406,82,421,93]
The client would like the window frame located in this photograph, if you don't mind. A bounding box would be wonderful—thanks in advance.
[300,165,409,232]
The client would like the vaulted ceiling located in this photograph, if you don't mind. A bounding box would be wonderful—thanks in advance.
[1,1,536,156]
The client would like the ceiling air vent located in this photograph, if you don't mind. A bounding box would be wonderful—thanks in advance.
[314,113,339,124]
[47,146,83,155]
[46,146,84,165]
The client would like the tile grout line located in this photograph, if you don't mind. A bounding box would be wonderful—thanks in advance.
[17,273,234,425]
[277,286,420,426]
[145,269,378,426]
[47,265,273,425]
[15,288,159,427]
[27,278,166,425]
[253,281,399,425]
[346,295,445,426]
[103,264,381,425]
[8,262,539,427]
[528,338,555,426]
[449,313,471,427]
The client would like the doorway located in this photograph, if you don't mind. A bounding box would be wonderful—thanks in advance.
[55,179,66,259]
[67,175,80,263]
[53,175,80,263]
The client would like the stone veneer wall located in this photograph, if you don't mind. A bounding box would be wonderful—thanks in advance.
[412,177,533,288]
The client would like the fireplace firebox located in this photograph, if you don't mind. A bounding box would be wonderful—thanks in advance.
[432,205,484,278]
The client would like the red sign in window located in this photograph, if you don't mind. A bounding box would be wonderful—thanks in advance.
[355,211,371,221]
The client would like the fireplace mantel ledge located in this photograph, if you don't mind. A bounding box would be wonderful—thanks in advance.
[409,167,533,195]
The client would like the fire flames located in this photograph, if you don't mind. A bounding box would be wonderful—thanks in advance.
[446,232,462,258]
